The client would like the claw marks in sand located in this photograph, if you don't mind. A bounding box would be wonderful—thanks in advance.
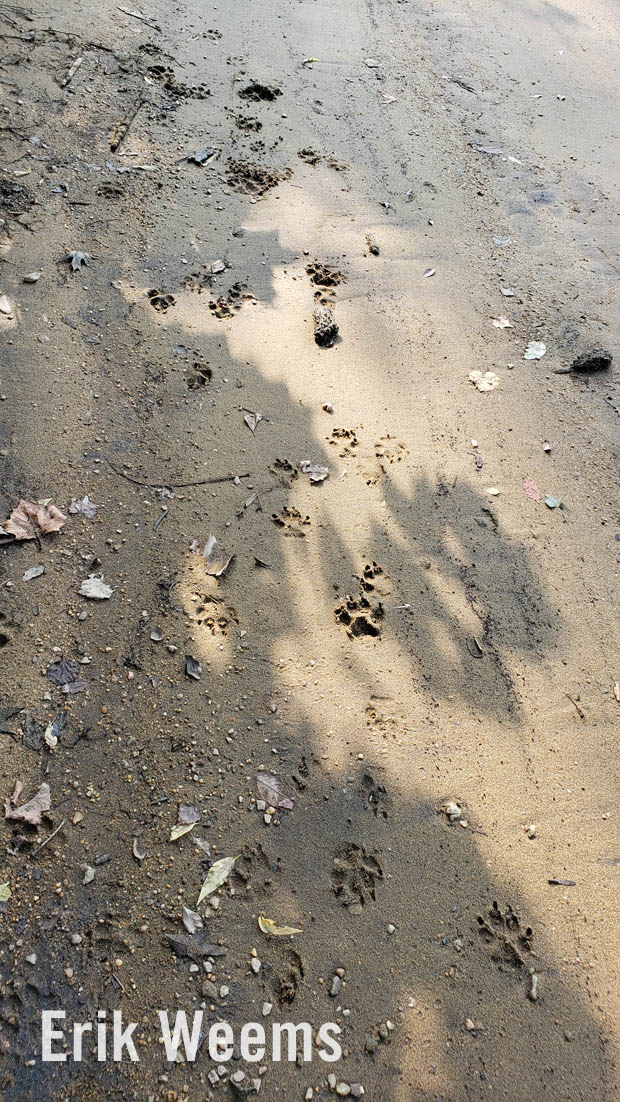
[477,901,534,971]
[208,283,254,319]
[331,843,384,909]
[271,506,311,538]
[273,949,304,1006]
[360,772,392,819]
[335,562,386,638]
[233,842,280,899]
[226,159,291,195]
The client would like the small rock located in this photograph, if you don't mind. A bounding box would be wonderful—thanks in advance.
[305,1090,313,1101]
[443,801,462,823]
[70,934,82,945]
[365,1036,378,1054]
[202,979,218,999]
[251,958,262,973]
[336,1083,351,1096]
[350,1086,364,1099]
[219,985,229,998]
[262,1001,272,1016]
[387,923,395,935]
[327,1072,337,1089]
[330,975,342,997]
[25,953,37,965]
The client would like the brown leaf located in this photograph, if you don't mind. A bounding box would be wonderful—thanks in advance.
[4,782,51,825]
[244,410,263,433]
[203,535,234,577]
[256,772,294,810]
[3,500,67,541]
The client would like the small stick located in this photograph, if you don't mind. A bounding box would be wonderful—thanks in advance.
[153,506,169,531]
[117,6,161,31]
[110,97,144,153]
[105,456,250,488]
[32,818,67,857]
[61,55,83,87]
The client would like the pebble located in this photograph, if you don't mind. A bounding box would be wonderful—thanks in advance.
[262,1001,272,1016]
[387,923,395,935]
[365,1036,378,1054]
[305,1090,313,1101]
[330,975,342,996]
[219,985,229,998]
[336,1084,351,1096]
[70,933,82,945]
[350,1087,364,1099]
[25,953,37,965]
[251,958,262,973]
[202,980,218,999]
[327,1072,337,1089]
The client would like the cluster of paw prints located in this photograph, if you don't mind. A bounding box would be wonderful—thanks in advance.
[335,562,385,638]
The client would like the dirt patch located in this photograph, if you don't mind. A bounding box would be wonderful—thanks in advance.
[226,158,291,195]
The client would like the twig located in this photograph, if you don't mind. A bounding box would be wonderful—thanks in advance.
[153,506,169,531]
[32,818,67,857]
[566,694,585,720]
[105,456,250,488]
[61,55,83,88]
[110,96,144,153]
[117,6,161,31]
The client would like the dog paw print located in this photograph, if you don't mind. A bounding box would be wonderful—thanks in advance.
[331,843,384,909]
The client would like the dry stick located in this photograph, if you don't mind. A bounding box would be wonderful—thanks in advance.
[105,457,250,489]
[110,96,144,153]
[61,55,83,88]
[32,818,67,858]
[117,6,161,31]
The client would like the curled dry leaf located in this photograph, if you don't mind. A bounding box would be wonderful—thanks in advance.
[258,914,302,936]
[256,772,294,810]
[299,460,329,483]
[182,904,203,934]
[2,500,67,541]
[79,574,112,599]
[133,837,146,861]
[244,410,263,433]
[185,655,202,681]
[197,855,237,906]
[4,782,51,825]
[150,625,164,642]
[170,822,196,841]
[203,535,234,577]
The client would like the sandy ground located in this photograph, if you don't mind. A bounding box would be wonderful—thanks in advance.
[0,0,619,1099]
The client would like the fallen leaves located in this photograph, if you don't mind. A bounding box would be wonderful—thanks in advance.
[299,459,329,483]
[182,904,203,934]
[256,772,294,810]
[79,574,112,599]
[185,655,202,681]
[203,534,234,577]
[0,883,11,902]
[197,855,237,906]
[523,477,542,502]
[258,914,302,936]
[69,495,98,518]
[60,250,91,271]
[469,370,499,393]
[524,341,546,360]
[170,822,196,841]
[4,781,51,826]
[2,500,67,541]
[47,657,80,686]
[244,410,263,433]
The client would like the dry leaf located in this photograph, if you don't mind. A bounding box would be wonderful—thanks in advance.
[133,837,146,861]
[47,657,80,686]
[0,295,13,315]
[4,782,51,825]
[523,477,541,503]
[68,496,98,518]
[0,883,11,902]
[469,370,499,393]
[60,250,91,271]
[23,564,45,581]
[613,682,620,703]
[3,500,67,541]
[170,822,196,841]
[256,772,294,810]
[258,914,302,936]
[299,460,329,483]
[491,316,513,328]
[203,535,234,577]
[79,574,112,599]
[197,855,237,905]
[244,410,263,433]
[182,904,203,934]
[185,655,202,681]
[178,804,200,824]
[524,341,546,360]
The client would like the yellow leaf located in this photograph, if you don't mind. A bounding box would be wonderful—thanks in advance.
[258,914,302,936]
[170,822,196,842]
[0,883,11,902]
[197,855,237,906]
